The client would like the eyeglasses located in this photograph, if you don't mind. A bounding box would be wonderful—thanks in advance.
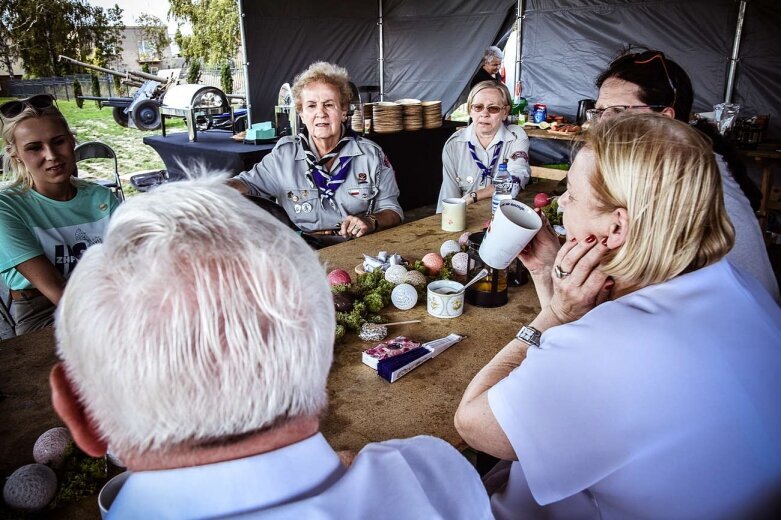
[471,104,506,114]
[586,104,668,121]
[0,94,57,120]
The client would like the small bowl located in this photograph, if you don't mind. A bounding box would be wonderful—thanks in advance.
[98,471,130,518]
[427,280,465,319]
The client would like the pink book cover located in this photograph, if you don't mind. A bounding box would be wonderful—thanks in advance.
[362,336,422,370]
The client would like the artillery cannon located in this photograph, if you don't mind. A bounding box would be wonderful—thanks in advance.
[58,55,177,130]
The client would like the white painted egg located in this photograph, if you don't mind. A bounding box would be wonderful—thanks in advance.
[440,239,461,258]
[451,252,469,276]
[404,270,427,288]
[391,283,418,310]
[33,427,71,467]
[3,464,57,512]
[384,264,408,285]
[457,231,472,246]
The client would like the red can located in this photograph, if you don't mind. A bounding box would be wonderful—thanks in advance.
[532,103,548,124]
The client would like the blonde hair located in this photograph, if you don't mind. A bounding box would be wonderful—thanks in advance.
[291,61,354,113]
[56,175,335,456]
[467,80,512,113]
[584,112,734,291]
[2,104,74,191]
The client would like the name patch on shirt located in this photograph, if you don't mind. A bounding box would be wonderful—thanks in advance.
[510,151,529,161]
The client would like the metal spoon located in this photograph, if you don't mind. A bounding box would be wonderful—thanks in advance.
[438,268,489,295]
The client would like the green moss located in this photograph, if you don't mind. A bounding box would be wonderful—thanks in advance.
[48,442,108,509]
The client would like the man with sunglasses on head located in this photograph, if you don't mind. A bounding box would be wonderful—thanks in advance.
[0,94,119,335]
[590,47,778,301]
[437,81,530,212]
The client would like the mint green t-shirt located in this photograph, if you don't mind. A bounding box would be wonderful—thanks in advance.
[0,182,118,290]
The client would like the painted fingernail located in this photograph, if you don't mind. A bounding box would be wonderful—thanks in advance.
[586,235,596,243]
[601,237,608,246]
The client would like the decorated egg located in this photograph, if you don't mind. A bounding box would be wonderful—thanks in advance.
[327,269,352,286]
[3,464,57,512]
[391,283,418,310]
[421,253,444,275]
[451,252,469,276]
[359,323,388,342]
[457,231,471,246]
[439,240,461,258]
[404,270,427,288]
[534,192,551,208]
[384,264,408,285]
[332,292,356,312]
[33,427,71,467]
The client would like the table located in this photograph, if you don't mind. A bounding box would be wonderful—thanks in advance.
[142,122,464,211]
[742,145,781,234]
[0,194,545,517]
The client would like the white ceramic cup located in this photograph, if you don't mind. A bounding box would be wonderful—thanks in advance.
[479,200,542,269]
[427,280,465,318]
[98,471,130,519]
[441,198,466,232]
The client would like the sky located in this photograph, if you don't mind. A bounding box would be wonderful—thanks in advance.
[87,0,185,34]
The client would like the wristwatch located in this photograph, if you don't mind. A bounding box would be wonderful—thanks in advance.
[470,192,478,203]
[366,214,378,232]
[515,325,541,348]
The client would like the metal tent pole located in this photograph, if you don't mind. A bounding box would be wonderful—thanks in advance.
[515,0,524,89]
[724,0,748,104]
[238,0,252,126]
[378,0,385,101]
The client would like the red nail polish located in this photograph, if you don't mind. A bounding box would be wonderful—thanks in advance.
[586,235,596,243]
[601,237,608,246]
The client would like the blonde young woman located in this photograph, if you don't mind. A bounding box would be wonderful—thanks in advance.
[0,95,118,334]
[455,113,781,519]
[436,81,530,213]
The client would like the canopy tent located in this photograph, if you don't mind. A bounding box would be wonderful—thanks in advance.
[240,0,780,137]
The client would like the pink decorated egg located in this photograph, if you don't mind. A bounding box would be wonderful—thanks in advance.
[451,252,469,276]
[421,253,444,275]
[457,232,471,246]
[534,192,551,209]
[327,269,352,286]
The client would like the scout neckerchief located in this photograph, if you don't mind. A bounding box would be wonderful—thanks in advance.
[299,125,356,210]
[468,140,504,183]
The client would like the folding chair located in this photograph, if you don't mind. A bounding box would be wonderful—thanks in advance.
[74,141,125,202]
[0,279,16,339]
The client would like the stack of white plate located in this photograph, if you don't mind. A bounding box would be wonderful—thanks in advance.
[372,102,403,134]
[422,101,443,129]
[351,105,365,133]
[396,99,423,131]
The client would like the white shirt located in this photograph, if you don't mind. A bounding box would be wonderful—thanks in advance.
[106,434,492,519]
[437,123,531,212]
[716,154,779,301]
[488,259,781,519]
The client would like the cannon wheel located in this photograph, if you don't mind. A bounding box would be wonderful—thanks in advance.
[132,100,161,131]
[112,107,129,127]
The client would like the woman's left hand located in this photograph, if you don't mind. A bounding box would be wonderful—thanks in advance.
[548,235,613,323]
[339,215,371,238]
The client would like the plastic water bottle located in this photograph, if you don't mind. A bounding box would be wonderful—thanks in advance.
[491,162,513,215]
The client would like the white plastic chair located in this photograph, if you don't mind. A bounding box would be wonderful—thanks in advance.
[74,141,125,202]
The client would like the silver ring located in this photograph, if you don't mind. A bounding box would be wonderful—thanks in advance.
[554,264,570,279]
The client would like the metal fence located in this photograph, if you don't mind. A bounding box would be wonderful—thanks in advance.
[5,66,246,100]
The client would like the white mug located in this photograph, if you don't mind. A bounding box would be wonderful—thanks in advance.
[441,198,466,232]
[98,471,130,518]
[479,200,542,269]
[427,280,465,318]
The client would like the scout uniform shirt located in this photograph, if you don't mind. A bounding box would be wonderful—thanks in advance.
[235,135,403,233]
[437,123,531,213]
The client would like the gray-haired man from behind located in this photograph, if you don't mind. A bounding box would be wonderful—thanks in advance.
[49,177,491,519]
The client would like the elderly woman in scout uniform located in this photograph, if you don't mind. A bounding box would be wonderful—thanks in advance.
[436,81,530,213]
[229,62,403,238]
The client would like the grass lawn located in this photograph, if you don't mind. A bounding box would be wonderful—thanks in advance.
[1,97,187,197]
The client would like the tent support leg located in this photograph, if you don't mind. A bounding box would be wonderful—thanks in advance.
[515,0,524,91]
[238,0,252,126]
[378,0,385,101]
[724,0,748,104]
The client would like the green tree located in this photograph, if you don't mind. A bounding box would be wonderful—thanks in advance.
[220,62,233,94]
[136,13,171,62]
[187,60,201,84]
[73,79,84,108]
[0,0,21,76]
[6,0,124,77]
[169,0,239,65]
[91,73,101,108]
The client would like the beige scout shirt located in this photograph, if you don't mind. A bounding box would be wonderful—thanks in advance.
[437,123,531,213]
[235,135,403,233]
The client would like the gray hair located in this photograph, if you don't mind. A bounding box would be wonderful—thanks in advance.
[291,61,354,113]
[483,46,504,64]
[55,175,335,456]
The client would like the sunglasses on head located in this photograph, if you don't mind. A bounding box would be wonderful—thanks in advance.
[0,94,57,120]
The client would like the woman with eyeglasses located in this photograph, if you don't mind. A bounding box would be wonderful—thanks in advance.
[455,113,781,519]
[436,81,530,213]
[470,46,504,89]
[0,95,119,335]
[589,48,778,301]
